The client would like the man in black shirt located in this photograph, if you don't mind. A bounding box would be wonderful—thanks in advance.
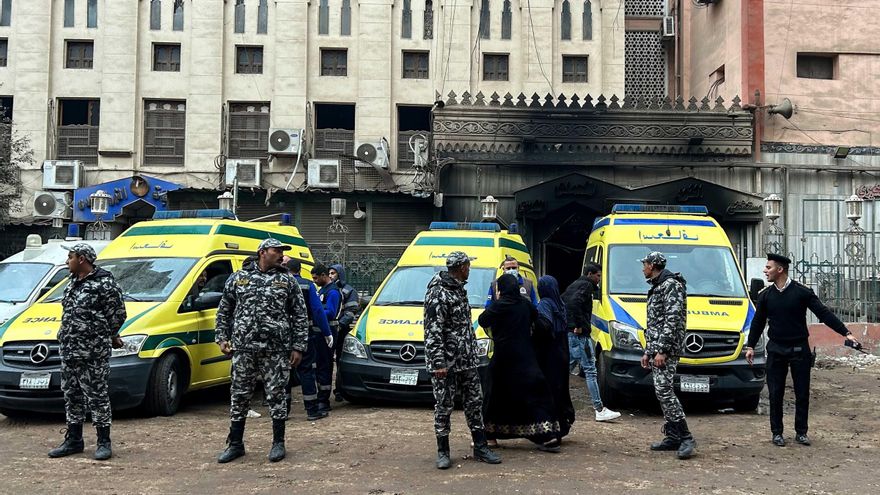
[746,253,861,447]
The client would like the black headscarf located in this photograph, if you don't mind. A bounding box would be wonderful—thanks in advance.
[537,275,567,335]
[496,273,520,300]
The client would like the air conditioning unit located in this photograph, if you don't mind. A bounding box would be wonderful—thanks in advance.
[307,159,340,189]
[354,138,390,168]
[268,128,303,155]
[33,191,72,220]
[662,16,675,39]
[225,159,261,187]
[42,160,83,190]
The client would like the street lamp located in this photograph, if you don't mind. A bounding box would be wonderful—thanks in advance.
[218,191,234,212]
[481,195,499,221]
[845,194,863,223]
[87,189,112,240]
[762,193,784,255]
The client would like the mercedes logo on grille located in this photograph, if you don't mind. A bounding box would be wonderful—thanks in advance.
[399,343,417,362]
[30,343,50,364]
[684,333,705,354]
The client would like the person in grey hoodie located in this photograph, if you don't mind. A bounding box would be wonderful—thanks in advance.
[329,263,360,401]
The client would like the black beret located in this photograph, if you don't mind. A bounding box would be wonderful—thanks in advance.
[767,253,791,266]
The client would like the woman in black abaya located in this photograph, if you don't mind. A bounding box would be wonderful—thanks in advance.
[533,275,576,439]
[478,274,562,451]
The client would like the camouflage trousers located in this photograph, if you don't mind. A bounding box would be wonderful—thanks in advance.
[230,350,290,421]
[651,356,686,423]
[60,356,112,427]
[431,368,484,437]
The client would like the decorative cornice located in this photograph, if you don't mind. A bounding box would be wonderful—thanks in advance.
[432,91,754,159]
[762,142,880,155]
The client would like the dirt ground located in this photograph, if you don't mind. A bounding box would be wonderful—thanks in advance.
[1,358,878,495]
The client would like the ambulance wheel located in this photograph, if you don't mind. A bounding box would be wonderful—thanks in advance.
[0,408,28,419]
[596,350,621,409]
[143,352,186,416]
[734,394,760,412]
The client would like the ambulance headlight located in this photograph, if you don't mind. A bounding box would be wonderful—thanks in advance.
[476,338,491,358]
[610,321,643,351]
[111,334,147,358]
[343,335,367,359]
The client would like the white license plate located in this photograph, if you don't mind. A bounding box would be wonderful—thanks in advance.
[389,368,419,386]
[679,375,710,393]
[20,372,51,390]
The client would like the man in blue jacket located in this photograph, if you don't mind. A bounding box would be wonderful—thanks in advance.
[484,256,537,308]
[329,263,360,402]
[312,264,341,415]
[285,257,332,420]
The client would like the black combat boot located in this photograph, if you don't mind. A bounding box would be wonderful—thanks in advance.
[268,418,286,462]
[94,425,112,460]
[436,435,451,470]
[471,430,501,464]
[217,419,246,463]
[650,422,681,451]
[48,423,85,458]
[304,400,328,421]
[676,419,696,460]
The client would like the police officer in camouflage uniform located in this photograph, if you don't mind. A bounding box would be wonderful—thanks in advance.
[215,238,309,463]
[424,251,501,469]
[639,251,696,460]
[48,244,126,461]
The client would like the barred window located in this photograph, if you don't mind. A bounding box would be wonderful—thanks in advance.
[236,46,263,74]
[402,51,428,79]
[483,54,509,81]
[0,39,7,67]
[321,48,347,76]
[562,55,588,82]
[144,100,186,166]
[153,43,181,72]
[66,41,94,69]
[227,103,270,161]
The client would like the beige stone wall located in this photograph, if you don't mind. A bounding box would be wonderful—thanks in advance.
[682,0,742,103]
[763,0,880,147]
[1,0,623,219]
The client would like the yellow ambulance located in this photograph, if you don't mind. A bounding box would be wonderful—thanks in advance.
[337,221,537,403]
[588,204,766,410]
[0,210,313,417]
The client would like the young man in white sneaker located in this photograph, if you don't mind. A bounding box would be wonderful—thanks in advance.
[561,262,621,422]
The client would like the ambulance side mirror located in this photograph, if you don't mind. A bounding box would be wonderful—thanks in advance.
[193,291,223,311]
[748,278,764,302]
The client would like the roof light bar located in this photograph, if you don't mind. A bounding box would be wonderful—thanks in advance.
[611,204,708,215]
[429,221,501,232]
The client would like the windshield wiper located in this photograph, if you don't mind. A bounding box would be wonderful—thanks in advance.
[375,300,424,306]
[0,299,20,303]
[123,293,144,302]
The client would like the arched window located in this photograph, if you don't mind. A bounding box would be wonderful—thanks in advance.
[402,0,412,39]
[501,0,512,40]
[319,0,329,35]
[424,0,434,39]
[561,0,571,40]
[479,0,490,39]
[234,0,245,33]
[583,0,593,40]
[341,0,351,36]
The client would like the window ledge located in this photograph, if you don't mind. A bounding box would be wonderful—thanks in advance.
[98,149,133,157]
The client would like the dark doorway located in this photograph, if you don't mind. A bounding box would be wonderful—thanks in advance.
[314,103,355,130]
[541,208,597,292]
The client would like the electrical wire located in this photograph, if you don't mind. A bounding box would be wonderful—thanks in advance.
[526,0,554,95]
[439,0,458,100]
[783,118,879,174]
[772,0,794,105]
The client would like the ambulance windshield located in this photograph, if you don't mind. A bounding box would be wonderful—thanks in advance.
[0,263,53,302]
[45,257,198,302]
[373,266,496,308]
[608,245,747,298]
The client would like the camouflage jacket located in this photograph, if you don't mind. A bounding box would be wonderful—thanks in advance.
[645,269,688,357]
[423,271,479,372]
[215,260,309,353]
[58,267,127,360]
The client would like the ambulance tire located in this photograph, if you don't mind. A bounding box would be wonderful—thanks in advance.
[733,394,760,412]
[596,350,621,409]
[143,352,186,416]
[0,407,28,419]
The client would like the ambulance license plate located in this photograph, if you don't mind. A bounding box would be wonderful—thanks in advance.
[389,368,419,386]
[679,375,710,393]
[20,372,51,390]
